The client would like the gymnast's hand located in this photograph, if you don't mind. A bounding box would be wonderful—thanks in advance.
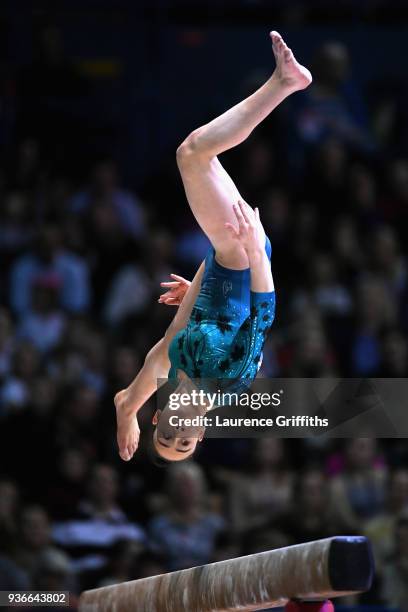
[225,200,265,255]
[158,274,191,306]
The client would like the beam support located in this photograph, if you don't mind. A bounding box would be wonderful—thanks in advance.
[79,536,374,612]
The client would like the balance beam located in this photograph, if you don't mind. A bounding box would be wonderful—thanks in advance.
[78,536,374,612]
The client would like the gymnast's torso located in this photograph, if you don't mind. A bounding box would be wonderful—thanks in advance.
[168,236,275,394]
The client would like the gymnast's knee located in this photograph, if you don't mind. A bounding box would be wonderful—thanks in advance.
[176,128,208,169]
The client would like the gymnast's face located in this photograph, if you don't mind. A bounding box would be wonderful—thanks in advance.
[152,405,205,462]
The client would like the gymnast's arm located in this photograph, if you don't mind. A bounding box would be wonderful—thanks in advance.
[115,336,170,461]
[115,337,170,416]
[225,200,274,293]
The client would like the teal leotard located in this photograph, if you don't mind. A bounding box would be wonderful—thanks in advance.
[168,236,275,397]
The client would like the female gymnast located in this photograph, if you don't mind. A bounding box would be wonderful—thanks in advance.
[115,31,312,462]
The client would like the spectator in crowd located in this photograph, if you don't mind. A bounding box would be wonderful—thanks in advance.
[0,480,19,557]
[0,376,57,494]
[285,307,336,376]
[370,226,407,300]
[13,505,65,581]
[329,438,387,531]
[351,276,396,375]
[17,280,66,354]
[332,216,364,282]
[0,341,40,416]
[69,159,145,240]
[365,469,408,572]
[10,225,90,316]
[54,384,102,456]
[149,463,225,571]
[46,449,90,521]
[275,468,351,543]
[52,464,145,575]
[0,191,33,263]
[291,252,353,318]
[228,439,293,536]
[97,539,140,587]
[291,42,372,157]
[377,328,408,377]
[382,516,408,611]
[32,548,78,606]
[0,556,30,591]
[0,308,14,378]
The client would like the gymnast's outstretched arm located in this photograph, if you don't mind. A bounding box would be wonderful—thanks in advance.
[114,261,205,461]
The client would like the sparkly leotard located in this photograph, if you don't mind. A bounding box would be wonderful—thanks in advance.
[168,236,275,396]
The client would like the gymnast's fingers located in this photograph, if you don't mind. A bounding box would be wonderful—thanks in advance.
[163,297,179,305]
[160,281,180,288]
[232,203,246,229]
[237,200,251,225]
[239,200,254,224]
[225,222,239,238]
[170,274,190,284]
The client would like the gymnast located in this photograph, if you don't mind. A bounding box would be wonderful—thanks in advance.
[114,31,312,462]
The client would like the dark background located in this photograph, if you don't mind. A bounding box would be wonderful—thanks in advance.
[0,1,408,610]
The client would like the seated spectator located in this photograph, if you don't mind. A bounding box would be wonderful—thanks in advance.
[52,464,145,574]
[0,555,30,591]
[32,548,78,606]
[69,159,145,240]
[332,216,364,281]
[17,280,66,354]
[175,225,211,272]
[55,384,102,456]
[0,341,40,416]
[78,331,108,396]
[290,42,372,155]
[0,192,33,262]
[46,449,89,521]
[13,505,66,581]
[0,308,14,379]
[291,253,353,317]
[347,165,382,233]
[370,226,407,299]
[260,188,291,250]
[47,317,96,387]
[133,551,166,580]
[0,377,57,494]
[103,260,153,327]
[0,480,19,557]
[149,463,224,571]
[381,158,408,235]
[365,469,408,572]
[108,346,141,393]
[329,438,387,530]
[227,438,293,536]
[284,308,336,376]
[10,224,90,316]
[351,275,397,375]
[104,231,173,327]
[274,468,351,544]
[377,328,408,377]
[382,516,408,610]
[97,539,140,587]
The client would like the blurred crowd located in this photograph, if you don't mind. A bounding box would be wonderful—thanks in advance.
[0,20,408,612]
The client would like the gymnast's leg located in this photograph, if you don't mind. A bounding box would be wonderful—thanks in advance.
[176,31,312,269]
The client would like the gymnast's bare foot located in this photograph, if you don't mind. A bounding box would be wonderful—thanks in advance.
[270,30,312,91]
[115,389,140,461]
